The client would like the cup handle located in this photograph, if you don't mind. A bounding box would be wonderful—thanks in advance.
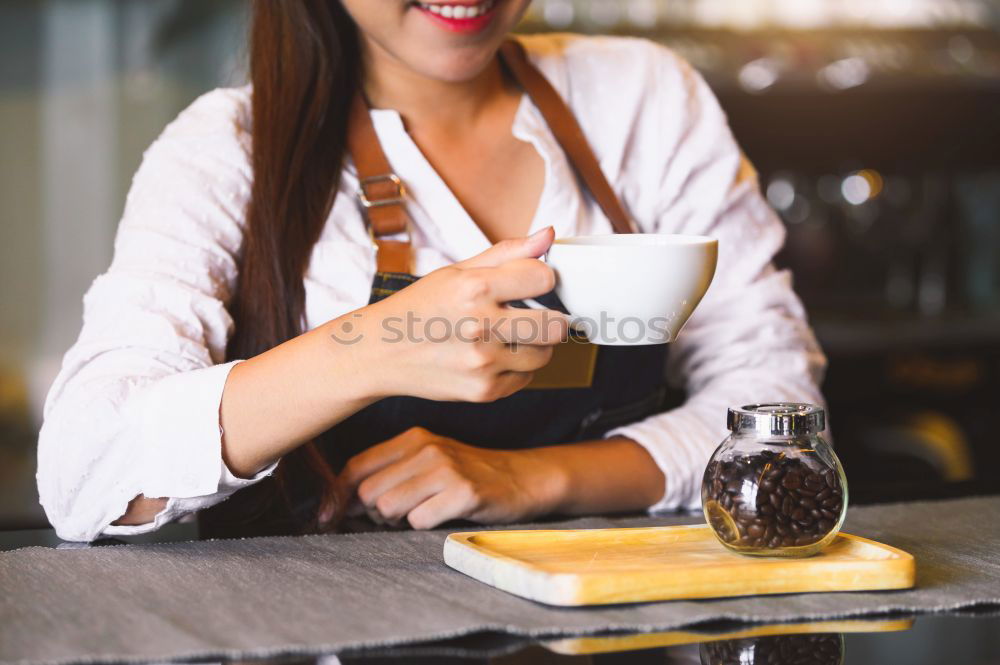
[520,298,586,332]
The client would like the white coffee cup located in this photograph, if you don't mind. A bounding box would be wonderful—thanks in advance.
[527,234,718,346]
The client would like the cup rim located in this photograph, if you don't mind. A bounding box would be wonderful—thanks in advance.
[552,233,717,248]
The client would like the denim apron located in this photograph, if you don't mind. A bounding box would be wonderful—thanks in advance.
[200,41,677,538]
[323,287,671,466]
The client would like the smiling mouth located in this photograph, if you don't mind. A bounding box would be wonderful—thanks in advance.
[411,0,499,20]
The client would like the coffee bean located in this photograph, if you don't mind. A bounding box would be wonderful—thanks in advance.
[818,519,834,532]
[804,472,824,490]
[783,471,802,490]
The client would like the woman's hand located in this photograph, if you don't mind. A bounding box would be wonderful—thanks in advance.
[341,426,568,529]
[339,227,570,404]
[218,228,568,480]
[341,426,668,530]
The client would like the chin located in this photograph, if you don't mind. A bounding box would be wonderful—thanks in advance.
[418,47,502,83]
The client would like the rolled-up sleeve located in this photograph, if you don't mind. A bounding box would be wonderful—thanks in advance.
[36,88,276,542]
[606,48,827,512]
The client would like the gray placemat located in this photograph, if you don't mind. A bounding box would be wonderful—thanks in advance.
[3,496,999,665]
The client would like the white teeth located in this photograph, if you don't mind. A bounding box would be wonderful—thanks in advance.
[418,1,494,19]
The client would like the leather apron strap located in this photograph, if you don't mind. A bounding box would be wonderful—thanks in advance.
[347,39,636,273]
[347,93,414,274]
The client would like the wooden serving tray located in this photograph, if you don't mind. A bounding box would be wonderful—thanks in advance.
[443,524,915,607]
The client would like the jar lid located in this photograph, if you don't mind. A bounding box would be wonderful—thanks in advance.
[727,403,826,436]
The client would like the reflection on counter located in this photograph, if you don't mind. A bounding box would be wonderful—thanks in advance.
[338,614,1000,663]
[701,634,844,665]
[544,618,912,656]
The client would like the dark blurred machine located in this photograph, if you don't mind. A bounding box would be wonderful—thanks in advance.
[524,0,1000,500]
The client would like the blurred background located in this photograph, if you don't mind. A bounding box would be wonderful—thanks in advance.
[1,0,998,530]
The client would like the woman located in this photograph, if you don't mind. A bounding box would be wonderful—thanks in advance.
[37,0,826,542]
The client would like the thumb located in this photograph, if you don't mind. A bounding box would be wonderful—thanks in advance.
[458,226,554,269]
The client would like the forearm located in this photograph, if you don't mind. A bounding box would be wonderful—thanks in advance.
[529,436,666,516]
[220,309,388,477]
[111,323,374,528]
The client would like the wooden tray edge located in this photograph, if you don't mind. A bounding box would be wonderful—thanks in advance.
[444,533,583,606]
[443,527,917,607]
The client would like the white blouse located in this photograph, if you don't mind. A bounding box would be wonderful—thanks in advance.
[37,34,827,542]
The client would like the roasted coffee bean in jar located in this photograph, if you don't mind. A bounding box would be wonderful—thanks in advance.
[702,404,847,557]
[700,634,844,665]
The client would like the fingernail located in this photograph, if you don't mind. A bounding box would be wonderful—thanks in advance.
[529,226,553,239]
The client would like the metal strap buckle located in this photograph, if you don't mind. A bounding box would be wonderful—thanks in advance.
[358,173,406,209]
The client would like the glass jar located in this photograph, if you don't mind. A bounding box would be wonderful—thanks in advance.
[702,404,848,557]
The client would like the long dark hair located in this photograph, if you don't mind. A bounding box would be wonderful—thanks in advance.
[224,1,360,532]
